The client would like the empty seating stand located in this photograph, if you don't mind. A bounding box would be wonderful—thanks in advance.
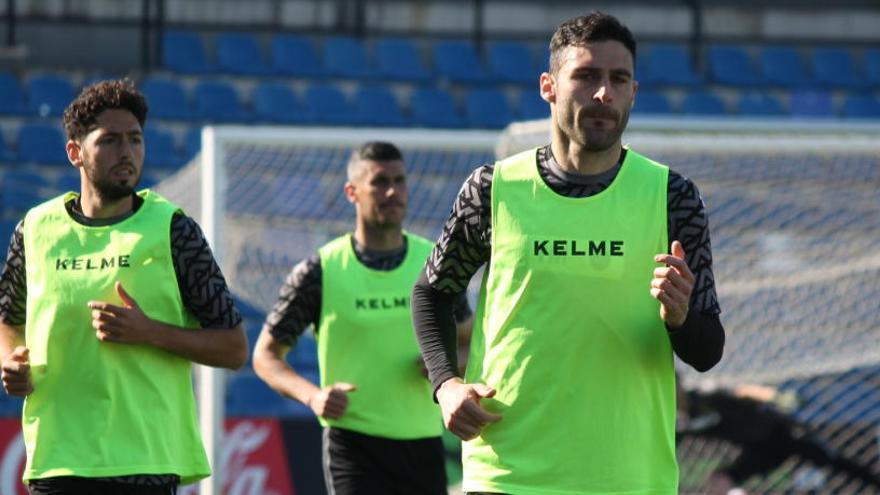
[271,35,323,78]
[487,41,540,86]
[708,45,763,87]
[432,40,489,84]
[374,38,430,82]
[216,32,270,76]
[140,77,192,121]
[410,87,465,128]
[27,74,75,117]
[163,31,213,74]
[760,46,812,88]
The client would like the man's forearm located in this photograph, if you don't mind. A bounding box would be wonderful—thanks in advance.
[668,311,725,372]
[411,270,461,394]
[0,322,24,359]
[149,322,248,370]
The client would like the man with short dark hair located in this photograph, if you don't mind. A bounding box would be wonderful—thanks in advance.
[253,141,471,494]
[412,11,725,495]
[0,79,248,494]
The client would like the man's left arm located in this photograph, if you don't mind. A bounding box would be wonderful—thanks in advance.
[89,214,247,369]
[660,172,725,372]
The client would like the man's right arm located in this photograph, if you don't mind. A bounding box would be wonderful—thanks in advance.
[0,221,31,396]
[252,256,355,420]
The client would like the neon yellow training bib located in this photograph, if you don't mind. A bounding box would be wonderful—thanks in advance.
[463,148,678,495]
[317,233,441,439]
[22,190,209,483]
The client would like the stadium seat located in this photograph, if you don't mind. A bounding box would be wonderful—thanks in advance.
[760,46,812,88]
[162,31,213,74]
[681,90,727,115]
[736,91,787,117]
[27,74,76,117]
[0,127,14,162]
[252,83,307,124]
[353,86,408,127]
[18,123,68,166]
[184,127,202,162]
[270,35,323,78]
[216,32,270,76]
[0,219,18,246]
[140,77,192,121]
[464,88,514,129]
[303,85,356,125]
[842,94,880,119]
[192,80,250,122]
[708,45,763,87]
[374,38,430,82]
[410,87,465,128]
[811,47,866,90]
[322,36,373,80]
[2,170,50,215]
[518,90,549,120]
[487,41,540,86]
[632,90,673,114]
[789,90,836,118]
[644,44,702,87]
[54,171,81,194]
[0,72,27,115]
[432,40,489,84]
[144,127,182,170]
[865,48,880,87]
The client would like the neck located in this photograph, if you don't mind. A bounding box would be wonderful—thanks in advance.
[550,129,623,176]
[79,188,135,219]
[353,221,404,252]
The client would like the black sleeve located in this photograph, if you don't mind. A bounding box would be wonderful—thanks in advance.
[0,221,26,326]
[412,269,461,393]
[666,171,724,371]
[170,214,243,329]
[452,291,473,324]
[263,255,322,347]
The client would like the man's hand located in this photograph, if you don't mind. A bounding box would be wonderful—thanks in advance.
[436,377,502,441]
[1,346,32,396]
[88,282,155,345]
[651,240,694,329]
[307,383,357,419]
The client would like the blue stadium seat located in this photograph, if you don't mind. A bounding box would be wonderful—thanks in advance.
[708,45,763,87]
[736,91,786,117]
[192,80,250,122]
[353,86,408,127]
[518,90,548,120]
[183,127,201,162]
[464,88,514,129]
[865,48,880,87]
[635,52,658,87]
[644,44,702,87]
[140,77,192,121]
[54,171,81,194]
[374,38,430,82]
[681,90,727,115]
[252,83,307,124]
[144,127,182,169]
[270,35,323,78]
[0,219,18,245]
[812,47,866,90]
[760,46,812,88]
[2,170,50,215]
[789,90,835,118]
[633,90,673,114]
[18,123,68,166]
[27,74,76,117]
[0,127,13,162]
[322,36,373,80]
[303,85,355,125]
[162,31,213,74]
[0,73,27,115]
[410,88,465,128]
[487,41,540,86]
[432,40,489,84]
[842,94,880,119]
[216,32,270,76]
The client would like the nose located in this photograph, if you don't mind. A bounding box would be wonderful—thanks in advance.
[593,83,612,104]
[119,136,134,160]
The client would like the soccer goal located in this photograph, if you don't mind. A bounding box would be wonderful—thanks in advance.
[159,118,880,494]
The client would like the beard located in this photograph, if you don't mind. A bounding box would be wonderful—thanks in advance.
[559,103,631,152]
[85,165,140,201]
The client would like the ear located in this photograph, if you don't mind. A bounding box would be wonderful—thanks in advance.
[343,182,357,205]
[539,72,555,104]
[66,140,83,168]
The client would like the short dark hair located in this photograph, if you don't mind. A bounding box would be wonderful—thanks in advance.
[549,11,637,74]
[347,141,404,181]
[63,78,148,141]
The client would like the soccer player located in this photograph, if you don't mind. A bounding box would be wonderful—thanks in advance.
[0,79,248,495]
[252,141,472,495]
[411,11,725,495]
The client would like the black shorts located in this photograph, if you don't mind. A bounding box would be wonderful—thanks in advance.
[27,477,178,495]
[323,426,447,495]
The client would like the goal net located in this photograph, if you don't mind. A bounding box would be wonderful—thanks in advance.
[157,118,880,494]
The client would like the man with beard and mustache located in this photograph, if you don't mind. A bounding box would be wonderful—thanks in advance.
[411,11,725,495]
[0,79,248,494]
[253,141,471,495]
